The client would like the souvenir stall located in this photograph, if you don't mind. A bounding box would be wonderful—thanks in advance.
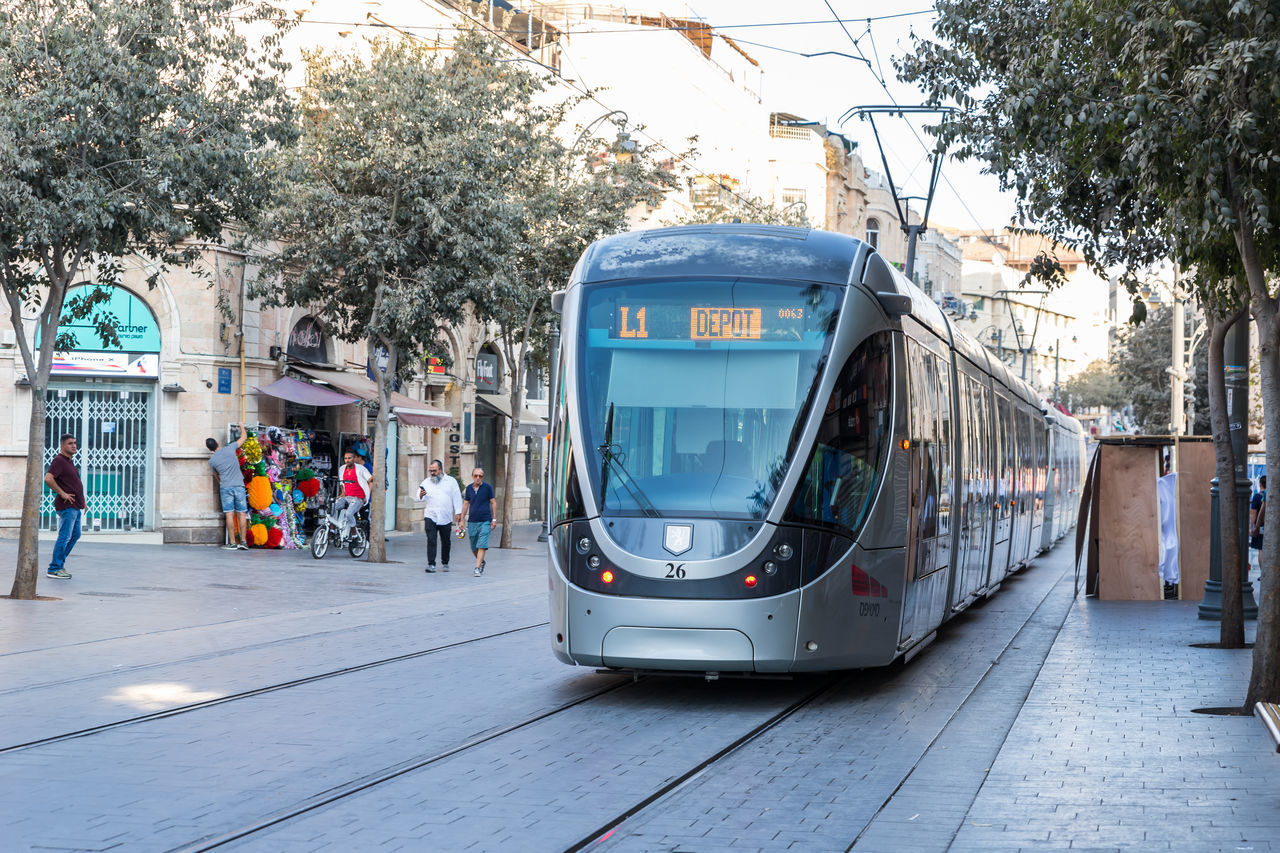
[232,426,326,549]
[229,424,377,548]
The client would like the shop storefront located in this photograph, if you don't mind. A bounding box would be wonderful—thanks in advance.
[254,365,452,538]
[38,286,161,533]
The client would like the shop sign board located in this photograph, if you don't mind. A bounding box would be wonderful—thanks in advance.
[218,367,232,394]
[43,285,162,353]
[50,351,159,378]
[287,316,326,363]
[475,353,498,392]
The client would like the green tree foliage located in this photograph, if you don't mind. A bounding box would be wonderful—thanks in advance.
[253,32,534,562]
[0,0,293,598]
[1110,306,1210,434]
[477,105,684,548]
[1061,360,1128,414]
[900,0,1280,705]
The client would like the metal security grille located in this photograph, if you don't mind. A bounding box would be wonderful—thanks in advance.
[41,387,152,532]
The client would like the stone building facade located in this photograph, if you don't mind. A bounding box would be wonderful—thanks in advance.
[2,247,540,543]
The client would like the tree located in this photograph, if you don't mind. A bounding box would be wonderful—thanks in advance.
[1111,305,1211,434]
[1061,359,1128,415]
[900,0,1280,703]
[0,0,293,599]
[478,106,683,548]
[253,32,534,562]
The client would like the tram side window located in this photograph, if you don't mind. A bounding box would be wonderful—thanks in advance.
[935,354,952,537]
[913,343,940,539]
[786,332,892,536]
[550,364,585,526]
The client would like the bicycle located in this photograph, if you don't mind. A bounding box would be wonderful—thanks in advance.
[310,499,370,559]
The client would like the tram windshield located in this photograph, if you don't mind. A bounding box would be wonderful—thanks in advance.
[577,279,841,518]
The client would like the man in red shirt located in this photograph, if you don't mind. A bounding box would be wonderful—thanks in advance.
[45,433,86,579]
[333,450,373,542]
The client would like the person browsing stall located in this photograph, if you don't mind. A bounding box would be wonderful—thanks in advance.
[417,459,462,573]
[334,450,374,542]
[207,423,249,550]
[459,467,496,576]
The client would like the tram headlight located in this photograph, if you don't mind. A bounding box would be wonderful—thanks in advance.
[774,543,793,560]
[763,561,777,575]
[588,555,601,569]
[576,536,592,554]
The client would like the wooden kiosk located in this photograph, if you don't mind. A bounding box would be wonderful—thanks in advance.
[1078,436,1214,600]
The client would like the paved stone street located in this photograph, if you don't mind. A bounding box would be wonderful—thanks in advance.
[0,525,1275,852]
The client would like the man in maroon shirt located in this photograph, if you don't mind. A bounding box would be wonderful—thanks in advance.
[45,433,86,579]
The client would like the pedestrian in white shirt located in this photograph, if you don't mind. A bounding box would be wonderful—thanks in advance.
[417,458,463,573]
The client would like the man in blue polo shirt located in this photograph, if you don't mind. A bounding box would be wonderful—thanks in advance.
[459,467,497,576]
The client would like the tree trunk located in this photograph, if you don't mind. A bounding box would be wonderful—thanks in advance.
[1205,307,1246,647]
[1227,176,1280,706]
[10,393,48,599]
[498,299,540,549]
[500,364,523,549]
[1248,300,1280,706]
[366,337,396,563]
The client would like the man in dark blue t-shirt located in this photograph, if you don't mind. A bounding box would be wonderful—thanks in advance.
[460,467,497,576]
[1250,475,1266,575]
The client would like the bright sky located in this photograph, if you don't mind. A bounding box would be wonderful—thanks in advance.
[667,1,1018,233]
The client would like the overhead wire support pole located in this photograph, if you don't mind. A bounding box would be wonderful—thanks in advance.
[838,105,956,282]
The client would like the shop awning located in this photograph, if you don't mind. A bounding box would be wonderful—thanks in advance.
[476,393,549,438]
[291,366,454,428]
[255,375,359,407]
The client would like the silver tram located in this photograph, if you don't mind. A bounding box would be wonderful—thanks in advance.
[546,225,1086,674]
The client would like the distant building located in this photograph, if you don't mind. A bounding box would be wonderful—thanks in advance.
[937,227,1113,398]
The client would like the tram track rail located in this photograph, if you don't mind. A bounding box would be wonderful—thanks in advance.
[162,669,845,853]
[169,674,644,853]
[0,621,549,755]
[564,673,847,852]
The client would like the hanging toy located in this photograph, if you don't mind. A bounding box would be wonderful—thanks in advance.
[242,433,263,465]
[248,476,273,511]
[249,523,268,546]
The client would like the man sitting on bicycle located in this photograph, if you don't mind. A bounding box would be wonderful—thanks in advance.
[333,450,373,543]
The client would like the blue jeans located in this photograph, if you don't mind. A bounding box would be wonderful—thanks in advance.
[49,508,82,572]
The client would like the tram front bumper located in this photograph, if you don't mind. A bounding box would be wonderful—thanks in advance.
[564,585,801,673]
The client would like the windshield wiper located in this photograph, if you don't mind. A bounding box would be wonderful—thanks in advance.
[597,403,660,518]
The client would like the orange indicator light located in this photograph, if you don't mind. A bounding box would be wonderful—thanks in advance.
[744,574,758,588]
[601,570,615,584]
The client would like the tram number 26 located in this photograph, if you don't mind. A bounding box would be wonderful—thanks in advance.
[665,563,686,579]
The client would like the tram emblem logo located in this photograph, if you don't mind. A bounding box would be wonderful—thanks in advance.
[663,523,692,556]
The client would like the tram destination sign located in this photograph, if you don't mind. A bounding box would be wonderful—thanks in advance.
[612,303,805,341]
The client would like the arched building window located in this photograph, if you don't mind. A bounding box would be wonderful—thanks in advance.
[866,218,880,250]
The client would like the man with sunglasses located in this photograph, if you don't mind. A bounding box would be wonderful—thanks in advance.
[459,467,497,576]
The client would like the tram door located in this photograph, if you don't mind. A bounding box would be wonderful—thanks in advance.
[901,339,948,646]
[41,386,154,532]
[990,395,1016,582]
